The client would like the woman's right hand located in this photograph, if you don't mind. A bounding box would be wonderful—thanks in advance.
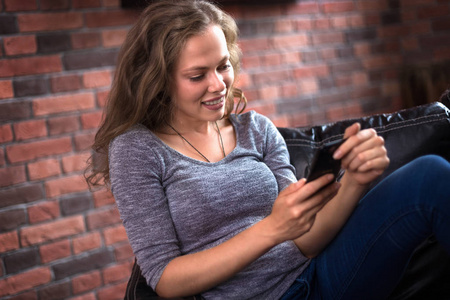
[265,175,341,244]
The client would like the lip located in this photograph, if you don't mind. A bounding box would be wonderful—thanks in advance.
[202,96,225,110]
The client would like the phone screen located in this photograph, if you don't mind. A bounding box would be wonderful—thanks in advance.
[306,139,345,182]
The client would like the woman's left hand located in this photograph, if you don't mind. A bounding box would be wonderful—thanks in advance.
[333,123,390,187]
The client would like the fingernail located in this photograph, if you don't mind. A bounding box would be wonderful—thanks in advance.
[333,150,341,159]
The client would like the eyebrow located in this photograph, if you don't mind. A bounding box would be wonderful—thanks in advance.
[181,55,230,73]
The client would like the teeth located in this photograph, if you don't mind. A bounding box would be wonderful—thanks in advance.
[203,98,223,105]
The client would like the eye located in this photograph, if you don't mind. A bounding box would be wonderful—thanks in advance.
[219,63,231,71]
[189,74,205,82]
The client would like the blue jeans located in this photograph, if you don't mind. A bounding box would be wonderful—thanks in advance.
[280,155,450,300]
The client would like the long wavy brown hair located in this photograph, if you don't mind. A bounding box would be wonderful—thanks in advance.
[86,0,246,186]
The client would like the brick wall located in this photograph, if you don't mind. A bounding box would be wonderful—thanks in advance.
[0,0,449,299]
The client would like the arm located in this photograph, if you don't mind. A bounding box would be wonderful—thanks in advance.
[156,175,339,298]
[294,123,390,257]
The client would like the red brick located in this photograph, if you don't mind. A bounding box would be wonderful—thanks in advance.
[71,32,101,50]
[0,230,19,252]
[0,124,13,143]
[69,292,97,300]
[80,111,103,129]
[103,224,128,246]
[74,132,95,151]
[114,243,133,261]
[61,152,90,173]
[434,46,450,60]
[315,17,332,29]
[286,2,320,15]
[83,70,112,89]
[73,0,101,8]
[6,137,72,163]
[294,64,329,78]
[96,90,110,107]
[357,0,389,11]
[93,188,115,207]
[417,4,449,19]
[20,215,85,246]
[3,35,37,56]
[331,16,348,29]
[327,106,346,122]
[13,119,47,141]
[40,0,70,10]
[45,174,89,197]
[17,12,83,32]
[73,232,102,254]
[235,72,251,89]
[28,200,60,224]
[362,55,400,70]
[72,271,102,294]
[258,86,280,101]
[4,0,37,11]
[8,290,37,300]
[322,1,355,13]
[312,32,345,45]
[48,115,80,135]
[0,165,26,187]
[0,55,62,78]
[378,24,410,38]
[242,5,283,19]
[50,74,81,93]
[33,92,95,116]
[0,267,51,297]
[295,19,313,30]
[102,261,132,284]
[238,37,270,53]
[101,29,127,48]
[103,0,120,7]
[85,10,139,28]
[97,281,127,300]
[274,19,294,33]
[28,158,61,180]
[271,33,309,49]
[39,239,71,263]
[298,78,318,94]
[0,149,5,166]
[87,206,121,230]
[253,69,292,86]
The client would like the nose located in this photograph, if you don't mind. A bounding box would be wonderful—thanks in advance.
[208,71,226,93]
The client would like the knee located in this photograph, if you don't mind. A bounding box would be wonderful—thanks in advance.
[409,155,450,185]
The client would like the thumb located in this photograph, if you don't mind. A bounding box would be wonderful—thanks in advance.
[281,178,306,196]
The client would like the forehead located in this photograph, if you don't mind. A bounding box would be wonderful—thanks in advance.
[176,25,229,70]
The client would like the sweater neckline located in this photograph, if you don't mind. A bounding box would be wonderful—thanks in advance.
[148,115,240,165]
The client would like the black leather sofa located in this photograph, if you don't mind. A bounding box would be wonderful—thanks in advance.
[124,98,450,300]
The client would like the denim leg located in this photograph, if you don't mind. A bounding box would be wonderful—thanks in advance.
[311,155,450,300]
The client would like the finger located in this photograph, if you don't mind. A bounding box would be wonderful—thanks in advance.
[299,174,335,199]
[280,178,307,196]
[356,155,390,173]
[343,135,385,170]
[343,122,361,139]
[335,129,378,161]
[301,181,341,213]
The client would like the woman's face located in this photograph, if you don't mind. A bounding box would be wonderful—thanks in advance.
[170,24,234,126]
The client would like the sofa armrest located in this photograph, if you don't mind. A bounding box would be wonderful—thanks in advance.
[278,101,450,188]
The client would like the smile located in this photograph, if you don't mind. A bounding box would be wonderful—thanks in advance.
[202,97,224,106]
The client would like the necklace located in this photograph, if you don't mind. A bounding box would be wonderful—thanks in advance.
[168,121,226,163]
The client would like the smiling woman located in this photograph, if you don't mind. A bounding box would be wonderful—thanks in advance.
[85,1,450,300]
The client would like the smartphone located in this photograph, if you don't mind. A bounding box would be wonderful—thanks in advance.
[306,138,345,182]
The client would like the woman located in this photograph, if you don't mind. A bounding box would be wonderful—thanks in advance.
[87,1,450,299]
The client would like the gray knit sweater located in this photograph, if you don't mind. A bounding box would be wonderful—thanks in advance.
[109,111,310,299]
